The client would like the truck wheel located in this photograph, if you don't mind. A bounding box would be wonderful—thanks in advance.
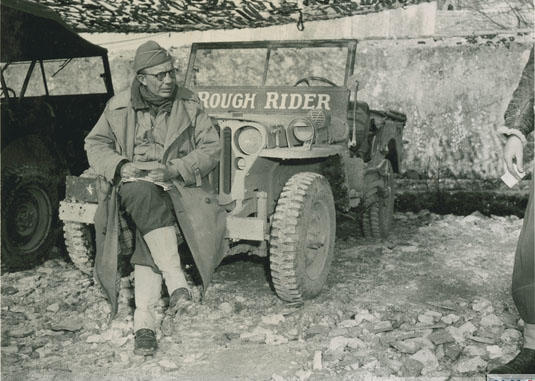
[1,166,58,271]
[362,161,395,238]
[63,221,95,275]
[270,172,336,302]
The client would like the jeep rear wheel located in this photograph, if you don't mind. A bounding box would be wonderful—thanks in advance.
[362,161,395,239]
[269,172,336,302]
[63,221,95,275]
[1,166,59,271]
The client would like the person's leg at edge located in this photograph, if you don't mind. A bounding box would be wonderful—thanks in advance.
[524,324,535,349]
[490,177,535,374]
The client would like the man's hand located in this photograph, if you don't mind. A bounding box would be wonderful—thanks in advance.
[503,135,525,180]
[148,166,178,182]
[120,163,142,179]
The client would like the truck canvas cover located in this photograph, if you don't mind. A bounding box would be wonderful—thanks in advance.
[1,0,108,62]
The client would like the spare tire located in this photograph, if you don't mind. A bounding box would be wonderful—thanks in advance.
[1,165,59,271]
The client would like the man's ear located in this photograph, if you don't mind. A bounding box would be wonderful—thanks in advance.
[136,74,146,86]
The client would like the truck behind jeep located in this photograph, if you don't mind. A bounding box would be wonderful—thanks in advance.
[1,0,114,271]
[59,39,406,302]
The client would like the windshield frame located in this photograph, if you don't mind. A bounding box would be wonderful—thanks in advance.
[184,39,358,88]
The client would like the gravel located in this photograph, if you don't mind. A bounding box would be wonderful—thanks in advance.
[1,211,526,380]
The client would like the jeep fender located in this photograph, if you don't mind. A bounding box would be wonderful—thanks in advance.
[1,135,68,174]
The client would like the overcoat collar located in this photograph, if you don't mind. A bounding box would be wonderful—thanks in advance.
[104,86,199,161]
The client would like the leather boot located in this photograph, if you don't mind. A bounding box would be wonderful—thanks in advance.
[134,328,157,356]
[167,287,194,316]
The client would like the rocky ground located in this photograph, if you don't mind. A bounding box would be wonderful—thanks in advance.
[1,211,527,381]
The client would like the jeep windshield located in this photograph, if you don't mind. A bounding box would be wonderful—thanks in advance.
[185,40,357,88]
[1,57,109,98]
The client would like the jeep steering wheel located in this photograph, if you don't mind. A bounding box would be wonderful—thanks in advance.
[1,87,16,98]
[294,76,337,87]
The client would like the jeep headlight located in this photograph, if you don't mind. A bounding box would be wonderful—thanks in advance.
[236,126,263,155]
[289,118,315,142]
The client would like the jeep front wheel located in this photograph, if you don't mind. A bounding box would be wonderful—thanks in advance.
[362,161,395,238]
[63,221,95,275]
[269,172,336,302]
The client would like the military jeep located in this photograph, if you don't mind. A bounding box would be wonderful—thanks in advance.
[1,0,114,271]
[59,39,405,302]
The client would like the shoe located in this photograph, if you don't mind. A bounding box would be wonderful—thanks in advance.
[134,328,157,356]
[168,287,193,316]
[168,287,191,308]
[488,348,535,374]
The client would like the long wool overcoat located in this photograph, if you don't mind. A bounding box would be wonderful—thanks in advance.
[85,86,226,318]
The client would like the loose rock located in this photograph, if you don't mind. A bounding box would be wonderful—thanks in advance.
[480,314,503,327]
[501,329,522,343]
[428,329,455,345]
[8,328,34,338]
[444,343,462,360]
[486,345,503,359]
[219,302,233,314]
[401,358,423,377]
[418,314,435,325]
[262,314,285,326]
[372,321,393,333]
[86,334,103,343]
[455,356,487,374]
[313,351,322,370]
[47,303,60,313]
[391,340,419,354]
[159,359,179,371]
[51,320,83,332]
[411,348,439,375]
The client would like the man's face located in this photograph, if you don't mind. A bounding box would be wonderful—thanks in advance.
[137,61,176,98]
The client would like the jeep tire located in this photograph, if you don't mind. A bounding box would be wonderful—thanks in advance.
[1,165,59,271]
[63,221,95,275]
[269,172,336,302]
[362,161,395,239]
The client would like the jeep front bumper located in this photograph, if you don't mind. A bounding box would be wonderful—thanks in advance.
[59,201,98,224]
[59,201,266,242]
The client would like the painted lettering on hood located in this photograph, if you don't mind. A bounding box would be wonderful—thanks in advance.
[197,91,331,111]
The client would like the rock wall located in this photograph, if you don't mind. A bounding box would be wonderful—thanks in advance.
[354,33,533,179]
[105,33,532,180]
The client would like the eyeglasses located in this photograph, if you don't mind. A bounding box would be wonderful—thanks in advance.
[142,69,176,81]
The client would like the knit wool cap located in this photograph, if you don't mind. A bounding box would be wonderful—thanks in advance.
[133,41,172,73]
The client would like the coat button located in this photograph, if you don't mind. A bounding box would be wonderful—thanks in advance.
[205,197,211,204]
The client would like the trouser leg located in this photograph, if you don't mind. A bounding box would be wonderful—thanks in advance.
[144,226,189,294]
[134,265,162,332]
[119,181,175,235]
[512,177,535,326]
[119,181,188,293]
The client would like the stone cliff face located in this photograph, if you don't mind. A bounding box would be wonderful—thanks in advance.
[353,34,533,179]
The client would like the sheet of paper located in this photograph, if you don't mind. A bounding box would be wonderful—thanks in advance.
[121,176,173,191]
[132,161,162,171]
[500,162,526,188]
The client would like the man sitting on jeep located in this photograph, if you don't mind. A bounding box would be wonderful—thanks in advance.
[84,41,223,356]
